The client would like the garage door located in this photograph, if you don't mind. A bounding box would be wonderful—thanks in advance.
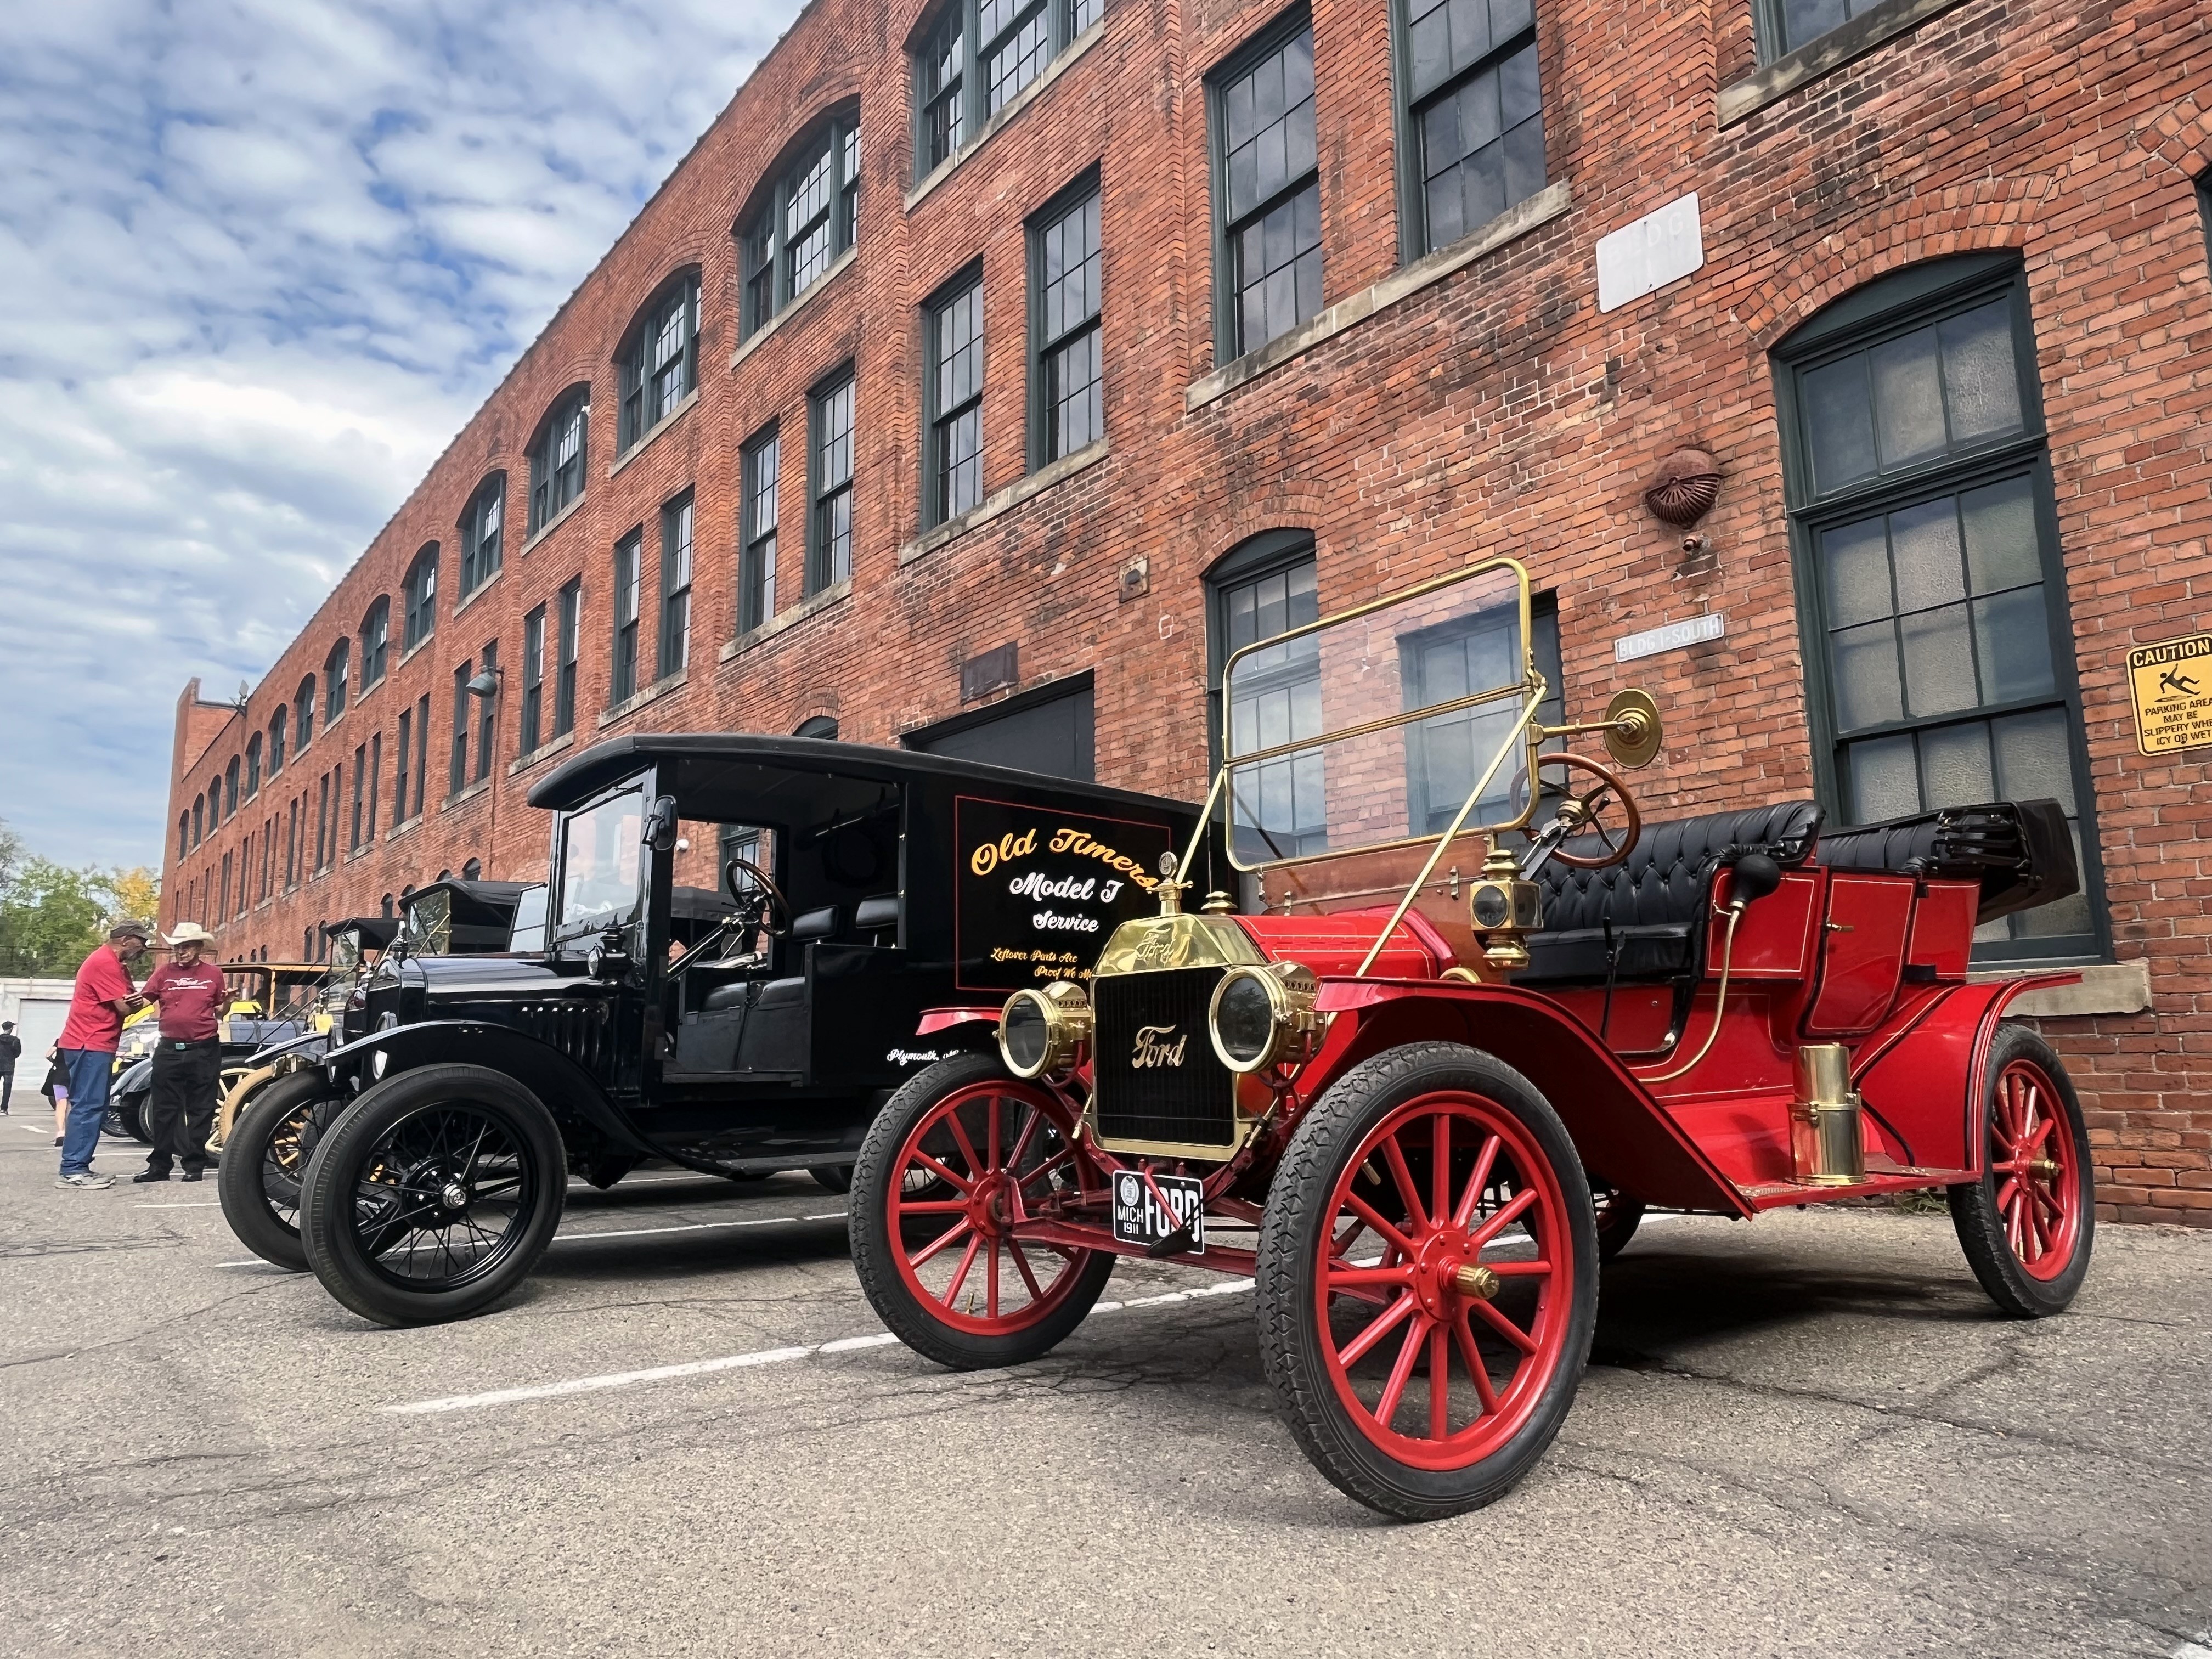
[911,681,1095,782]
[13,997,70,1066]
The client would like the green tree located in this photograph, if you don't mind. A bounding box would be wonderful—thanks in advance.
[0,818,162,977]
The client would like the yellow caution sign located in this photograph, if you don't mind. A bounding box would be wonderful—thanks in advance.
[2128,632,2212,755]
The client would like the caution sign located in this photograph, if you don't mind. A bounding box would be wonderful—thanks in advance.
[2128,633,2212,754]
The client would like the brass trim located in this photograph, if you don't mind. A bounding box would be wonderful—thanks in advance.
[997,979,1092,1080]
[1086,1111,1249,1164]
[1452,1263,1502,1300]
[1093,913,1267,977]
[1224,679,1531,771]
[1207,961,1322,1074]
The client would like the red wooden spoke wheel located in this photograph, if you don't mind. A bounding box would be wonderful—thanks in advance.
[1948,1025,2094,1318]
[1257,1042,1598,1520]
[850,1052,1116,1369]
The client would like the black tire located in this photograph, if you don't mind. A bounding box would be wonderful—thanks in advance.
[218,1071,344,1271]
[114,1091,151,1143]
[1593,1185,1646,1260]
[1948,1024,2095,1318]
[809,1164,854,1194]
[1255,1041,1599,1521]
[300,1064,566,1328]
[851,1052,1115,1370]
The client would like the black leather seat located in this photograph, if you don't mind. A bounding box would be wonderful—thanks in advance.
[702,975,806,1013]
[1520,800,1824,985]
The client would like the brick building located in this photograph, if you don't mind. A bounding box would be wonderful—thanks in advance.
[159,0,2212,1223]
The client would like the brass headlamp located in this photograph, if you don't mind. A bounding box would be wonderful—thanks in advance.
[997,979,1092,1079]
[1208,961,1322,1074]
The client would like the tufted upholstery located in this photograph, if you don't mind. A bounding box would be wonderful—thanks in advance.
[1813,797,2078,924]
[1519,800,1824,985]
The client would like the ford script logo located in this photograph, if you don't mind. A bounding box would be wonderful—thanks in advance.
[1131,1024,1187,1069]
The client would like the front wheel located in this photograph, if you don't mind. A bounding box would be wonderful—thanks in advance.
[1948,1025,2094,1318]
[111,1091,151,1143]
[300,1065,566,1327]
[1256,1041,1598,1520]
[850,1052,1114,1370]
[218,1070,346,1271]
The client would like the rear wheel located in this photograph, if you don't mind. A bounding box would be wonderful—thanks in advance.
[851,1052,1114,1370]
[111,1091,151,1143]
[300,1065,565,1327]
[1256,1042,1598,1520]
[218,1070,345,1271]
[1948,1025,2093,1318]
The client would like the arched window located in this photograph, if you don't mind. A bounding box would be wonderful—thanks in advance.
[295,674,317,749]
[461,856,483,881]
[224,757,241,817]
[619,273,699,452]
[324,639,349,721]
[177,812,189,858]
[380,893,394,918]
[208,772,223,825]
[1773,251,2101,963]
[245,732,263,799]
[794,715,840,739]
[269,706,287,776]
[461,477,505,594]
[527,393,588,535]
[913,1,1098,176]
[740,112,860,339]
[360,597,391,690]
[191,794,204,847]
[403,544,439,650]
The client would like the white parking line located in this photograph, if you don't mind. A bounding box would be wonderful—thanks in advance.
[2171,1635,2211,1659]
[134,1201,222,1209]
[381,1277,1258,1416]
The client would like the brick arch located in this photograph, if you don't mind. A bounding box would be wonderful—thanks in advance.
[2131,91,2211,178]
[1735,174,2059,348]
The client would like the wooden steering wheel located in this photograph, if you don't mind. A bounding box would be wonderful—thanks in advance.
[1532,752,1641,870]
[724,857,794,939]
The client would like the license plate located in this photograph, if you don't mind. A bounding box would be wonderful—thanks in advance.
[1109,1170,1205,1253]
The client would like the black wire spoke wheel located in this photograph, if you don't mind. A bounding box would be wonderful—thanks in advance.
[218,1071,345,1271]
[300,1064,566,1328]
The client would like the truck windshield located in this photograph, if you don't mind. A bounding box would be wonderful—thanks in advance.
[557,786,646,941]
[508,884,549,952]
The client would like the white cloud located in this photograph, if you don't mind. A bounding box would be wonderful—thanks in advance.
[0,0,800,869]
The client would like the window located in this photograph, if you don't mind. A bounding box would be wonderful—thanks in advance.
[315,772,330,871]
[741,115,860,337]
[1206,534,1324,855]
[245,733,263,800]
[1030,178,1102,464]
[795,715,840,738]
[324,640,349,721]
[913,0,1102,175]
[269,707,286,777]
[461,481,505,596]
[1775,254,2101,962]
[462,857,483,882]
[741,428,781,633]
[528,396,588,534]
[191,794,204,848]
[177,813,188,859]
[808,370,856,593]
[659,494,693,677]
[450,661,471,797]
[926,270,985,526]
[224,758,240,817]
[295,675,316,750]
[611,533,642,704]
[1211,19,1321,360]
[394,707,413,825]
[1756,0,1888,61]
[411,694,430,817]
[474,644,498,782]
[403,544,439,650]
[521,605,546,755]
[620,275,699,450]
[1395,0,1544,258]
[555,579,581,737]
[349,744,366,851]
[360,597,391,689]
[366,732,382,843]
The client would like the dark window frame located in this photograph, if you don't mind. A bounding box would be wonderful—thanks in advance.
[528,393,589,535]
[1773,251,2108,966]
[521,603,546,755]
[911,0,1103,177]
[295,675,316,751]
[359,596,391,690]
[461,476,506,593]
[618,272,701,452]
[474,641,498,783]
[268,706,287,777]
[1205,9,1323,364]
[245,732,263,800]
[611,529,644,704]
[923,262,986,528]
[740,112,861,340]
[1388,0,1546,262]
[324,640,349,723]
[394,706,413,826]
[1027,170,1104,469]
[659,491,693,679]
[402,543,439,650]
[448,662,471,798]
[806,365,857,596]
[740,425,781,634]
[1754,0,1895,65]
[555,579,581,738]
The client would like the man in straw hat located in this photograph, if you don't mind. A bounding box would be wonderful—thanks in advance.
[134,922,228,1184]
[55,920,153,1188]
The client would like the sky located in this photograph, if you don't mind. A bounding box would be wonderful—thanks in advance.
[0,0,802,873]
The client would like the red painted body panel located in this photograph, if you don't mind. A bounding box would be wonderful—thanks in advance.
[1906,882,1979,979]
[1236,908,1441,979]
[916,1006,1002,1037]
[1804,873,1917,1036]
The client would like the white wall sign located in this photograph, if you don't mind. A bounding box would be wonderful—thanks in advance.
[1615,612,1726,663]
[1595,193,1705,313]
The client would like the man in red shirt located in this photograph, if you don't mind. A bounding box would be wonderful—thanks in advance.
[135,922,230,1184]
[55,921,153,1188]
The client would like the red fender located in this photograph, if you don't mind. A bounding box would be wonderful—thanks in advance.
[1848,972,2080,1176]
[916,1006,1003,1038]
[1314,979,1755,1217]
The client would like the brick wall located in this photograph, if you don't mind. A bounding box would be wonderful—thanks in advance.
[160,0,2212,1221]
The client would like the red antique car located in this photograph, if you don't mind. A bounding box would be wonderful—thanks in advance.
[850,558,2091,1519]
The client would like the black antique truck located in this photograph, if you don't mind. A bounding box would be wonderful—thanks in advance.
[262,734,1201,1325]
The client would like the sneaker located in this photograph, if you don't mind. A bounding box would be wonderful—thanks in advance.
[55,1173,116,1189]
[180,1169,204,1183]
[132,1169,170,1184]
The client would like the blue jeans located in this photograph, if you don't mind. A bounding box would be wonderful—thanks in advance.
[58,1048,114,1176]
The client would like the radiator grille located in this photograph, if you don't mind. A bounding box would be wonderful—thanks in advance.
[1091,967,1238,1152]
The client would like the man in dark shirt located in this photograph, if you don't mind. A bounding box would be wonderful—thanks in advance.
[0,1019,20,1114]
[136,923,228,1183]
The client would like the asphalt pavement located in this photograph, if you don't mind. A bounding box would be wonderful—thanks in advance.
[1,1110,2207,1658]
